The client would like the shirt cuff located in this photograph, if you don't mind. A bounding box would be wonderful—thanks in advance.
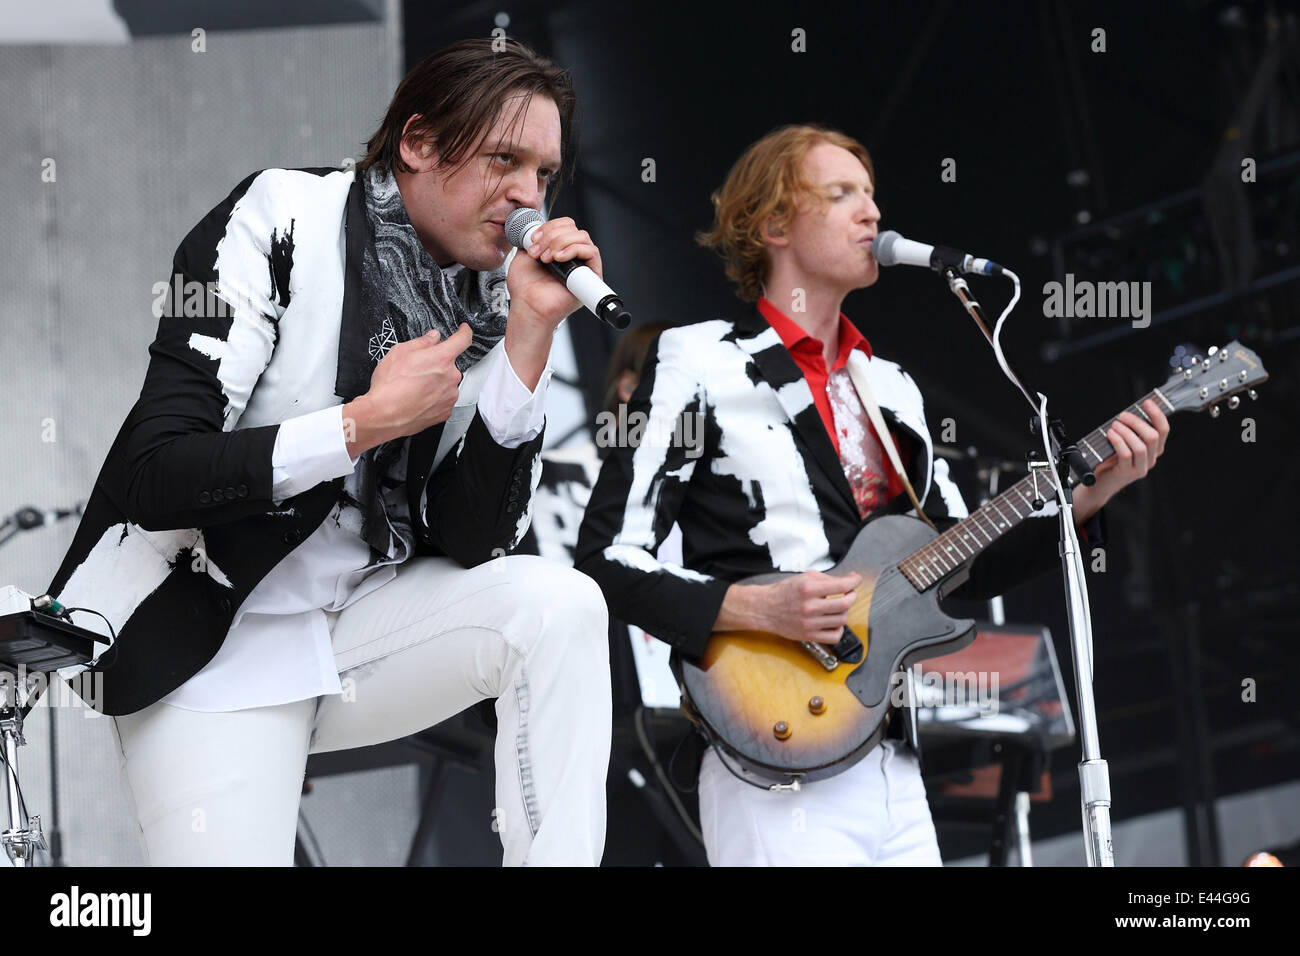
[477,342,550,449]
[271,404,358,503]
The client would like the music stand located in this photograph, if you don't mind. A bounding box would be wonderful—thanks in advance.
[0,592,99,866]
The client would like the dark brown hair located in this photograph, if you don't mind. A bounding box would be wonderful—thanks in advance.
[697,124,875,301]
[358,38,577,199]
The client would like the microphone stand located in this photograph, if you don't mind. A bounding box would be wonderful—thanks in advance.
[937,263,1114,867]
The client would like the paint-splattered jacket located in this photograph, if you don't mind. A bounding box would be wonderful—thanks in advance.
[574,309,1102,660]
[47,168,543,716]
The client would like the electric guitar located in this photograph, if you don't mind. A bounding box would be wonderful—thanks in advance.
[678,342,1268,784]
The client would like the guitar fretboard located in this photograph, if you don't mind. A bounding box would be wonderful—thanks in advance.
[898,388,1175,591]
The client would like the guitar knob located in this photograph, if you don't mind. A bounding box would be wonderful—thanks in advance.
[1203,360,1212,372]
[1248,389,1258,400]
[773,721,792,740]
[1228,396,1240,409]
[1207,346,1218,356]
[1210,405,1221,418]
[809,696,827,715]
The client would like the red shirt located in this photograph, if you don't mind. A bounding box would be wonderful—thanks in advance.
[757,297,909,508]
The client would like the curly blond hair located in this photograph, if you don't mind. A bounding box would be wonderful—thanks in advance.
[696,124,875,301]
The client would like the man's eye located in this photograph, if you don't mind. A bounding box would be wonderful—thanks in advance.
[492,153,515,166]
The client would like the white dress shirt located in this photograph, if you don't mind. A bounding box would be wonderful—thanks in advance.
[162,341,552,712]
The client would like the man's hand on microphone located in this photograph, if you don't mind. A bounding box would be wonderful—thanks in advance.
[504,216,603,390]
[341,323,473,460]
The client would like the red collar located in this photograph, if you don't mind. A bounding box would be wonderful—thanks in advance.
[757,296,871,371]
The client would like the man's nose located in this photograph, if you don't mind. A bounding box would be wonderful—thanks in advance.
[503,169,543,209]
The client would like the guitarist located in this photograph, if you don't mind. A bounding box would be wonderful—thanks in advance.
[574,123,1169,866]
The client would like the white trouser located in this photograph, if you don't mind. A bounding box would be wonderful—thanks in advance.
[698,739,942,866]
[110,554,612,866]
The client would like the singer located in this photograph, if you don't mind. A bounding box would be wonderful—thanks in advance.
[575,123,1168,866]
[45,38,612,866]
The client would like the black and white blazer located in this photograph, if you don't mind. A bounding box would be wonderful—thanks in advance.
[574,308,1101,659]
[47,167,544,716]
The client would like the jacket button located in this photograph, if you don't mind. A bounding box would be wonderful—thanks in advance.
[199,491,211,504]
[237,484,248,498]
[283,529,302,544]
[225,486,237,499]
[212,488,224,502]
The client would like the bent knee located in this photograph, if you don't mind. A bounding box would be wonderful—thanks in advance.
[510,557,605,610]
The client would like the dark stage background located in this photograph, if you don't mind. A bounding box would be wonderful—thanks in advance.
[402,0,1300,865]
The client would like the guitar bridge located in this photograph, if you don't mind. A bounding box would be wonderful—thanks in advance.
[800,641,839,671]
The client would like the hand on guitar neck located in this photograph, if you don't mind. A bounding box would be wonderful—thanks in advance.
[716,571,862,645]
[1070,398,1170,525]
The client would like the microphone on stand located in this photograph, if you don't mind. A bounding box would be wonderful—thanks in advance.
[874,230,1006,277]
[504,208,632,330]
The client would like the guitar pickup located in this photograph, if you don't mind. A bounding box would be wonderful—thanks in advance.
[833,627,864,664]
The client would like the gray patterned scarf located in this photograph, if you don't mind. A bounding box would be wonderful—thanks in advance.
[339,165,510,557]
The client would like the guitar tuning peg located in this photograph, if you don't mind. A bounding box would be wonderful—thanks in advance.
[1228,396,1240,409]
[1248,389,1258,400]
[1193,355,1202,365]
[1203,359,1212,372]
[1210,405,1221,418]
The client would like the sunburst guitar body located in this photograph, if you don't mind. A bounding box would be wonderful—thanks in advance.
[679,513,973,784]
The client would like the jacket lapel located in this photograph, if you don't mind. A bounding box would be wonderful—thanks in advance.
[336,173,371,405]
[728,309,859,517]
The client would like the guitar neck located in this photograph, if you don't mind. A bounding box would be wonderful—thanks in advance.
[898,388,1174,591]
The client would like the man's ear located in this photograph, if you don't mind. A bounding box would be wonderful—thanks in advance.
[398,114,436,171]
[762,219,788,247]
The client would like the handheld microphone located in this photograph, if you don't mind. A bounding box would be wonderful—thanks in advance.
[504,208,632,330]
[873,230,1005,277]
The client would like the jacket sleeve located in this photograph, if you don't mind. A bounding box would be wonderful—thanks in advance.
[416,410,546,568]
[921,456,1107,602]
[117,170,291,532]
[574,333,731,660]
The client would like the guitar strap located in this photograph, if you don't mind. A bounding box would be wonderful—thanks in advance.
[845,360,938,532]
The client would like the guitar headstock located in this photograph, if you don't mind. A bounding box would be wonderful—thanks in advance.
[1158,341,1268,417]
